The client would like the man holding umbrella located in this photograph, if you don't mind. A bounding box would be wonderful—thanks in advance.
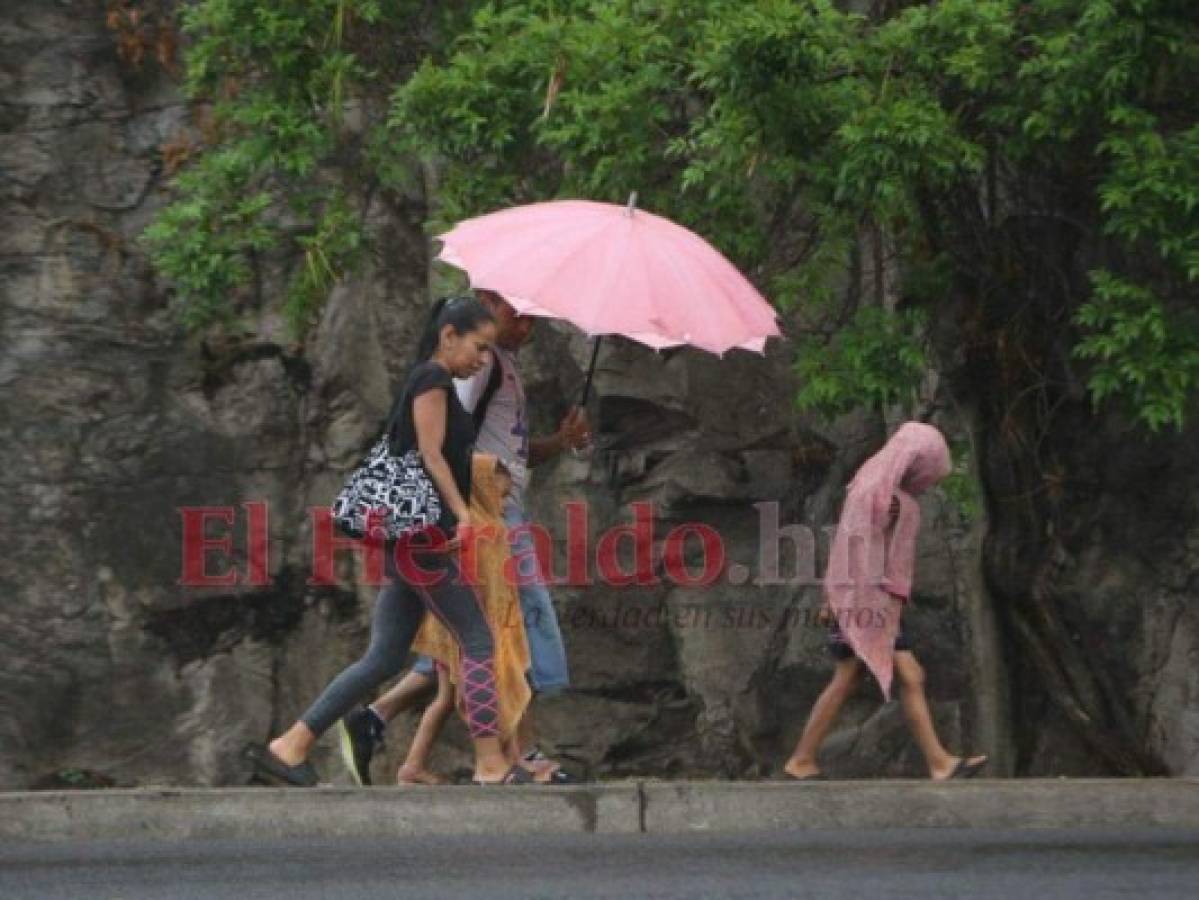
[342,196,779,784]
[339,289,591,785]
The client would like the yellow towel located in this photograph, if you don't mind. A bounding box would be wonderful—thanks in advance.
[412,454,532,740]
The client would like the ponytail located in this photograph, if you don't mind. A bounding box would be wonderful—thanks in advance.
[415,297,452,363]
[414,294,494,364]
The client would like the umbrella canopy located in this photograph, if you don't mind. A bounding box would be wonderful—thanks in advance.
[436,198,780,355]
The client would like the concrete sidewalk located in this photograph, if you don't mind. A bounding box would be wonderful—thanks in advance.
[3,779,1197,842]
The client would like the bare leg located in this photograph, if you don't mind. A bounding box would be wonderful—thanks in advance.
[784,658,862,778]
[893,650,986,779]
[371,670,437,724]
[397,672,452,785]
[517,707,537,758]
[502,732,521,764]
[472,736,511,781]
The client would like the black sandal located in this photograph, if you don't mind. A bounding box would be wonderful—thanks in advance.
[949,756,988,779]
[244,743,320,787]
[472,763,536,786]
[540,768,580,784]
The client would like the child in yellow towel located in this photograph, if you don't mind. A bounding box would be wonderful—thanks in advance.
[401,454,533,782]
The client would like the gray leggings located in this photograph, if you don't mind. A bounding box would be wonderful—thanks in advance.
[300,550,499,738]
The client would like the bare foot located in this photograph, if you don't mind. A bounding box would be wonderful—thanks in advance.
[782,758,822,780]
[267,737,305,767]
[396,764,447,786]
[930,754,988,781]
[519,757,561,784]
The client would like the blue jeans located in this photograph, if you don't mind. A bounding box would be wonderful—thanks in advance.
[413,502,570,695]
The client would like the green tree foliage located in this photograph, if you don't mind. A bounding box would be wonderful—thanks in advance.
[143,0,422,335]
[147,0,1199,429]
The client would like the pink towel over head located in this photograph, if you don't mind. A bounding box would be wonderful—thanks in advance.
[824,422,952,698]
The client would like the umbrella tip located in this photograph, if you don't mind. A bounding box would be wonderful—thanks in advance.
[625,192,638,217]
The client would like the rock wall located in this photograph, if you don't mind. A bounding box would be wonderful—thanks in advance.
[981,406,1199,776]
[0,0,1192,789]
[0,0,430,787]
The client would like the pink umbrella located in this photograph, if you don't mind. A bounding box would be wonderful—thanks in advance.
[436,197,781,398]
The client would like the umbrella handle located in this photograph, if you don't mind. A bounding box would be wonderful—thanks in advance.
[579,336,602,407]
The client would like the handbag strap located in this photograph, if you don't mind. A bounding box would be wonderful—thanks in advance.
[385,365,453,456]
[383,394,408,456]
[471,354,505,431]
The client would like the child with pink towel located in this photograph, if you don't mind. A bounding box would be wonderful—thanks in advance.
[784,422,988,781]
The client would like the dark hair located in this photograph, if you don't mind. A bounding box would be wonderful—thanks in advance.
[414,295,495,363]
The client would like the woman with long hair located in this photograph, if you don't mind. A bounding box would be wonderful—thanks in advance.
[248,295,535,786]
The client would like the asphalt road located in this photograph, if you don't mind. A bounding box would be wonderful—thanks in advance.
[2,827,1197,899]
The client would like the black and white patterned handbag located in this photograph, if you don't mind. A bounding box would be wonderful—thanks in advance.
[331,433,442,540]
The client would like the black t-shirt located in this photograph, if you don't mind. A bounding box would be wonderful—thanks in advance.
[389,360,475,532]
